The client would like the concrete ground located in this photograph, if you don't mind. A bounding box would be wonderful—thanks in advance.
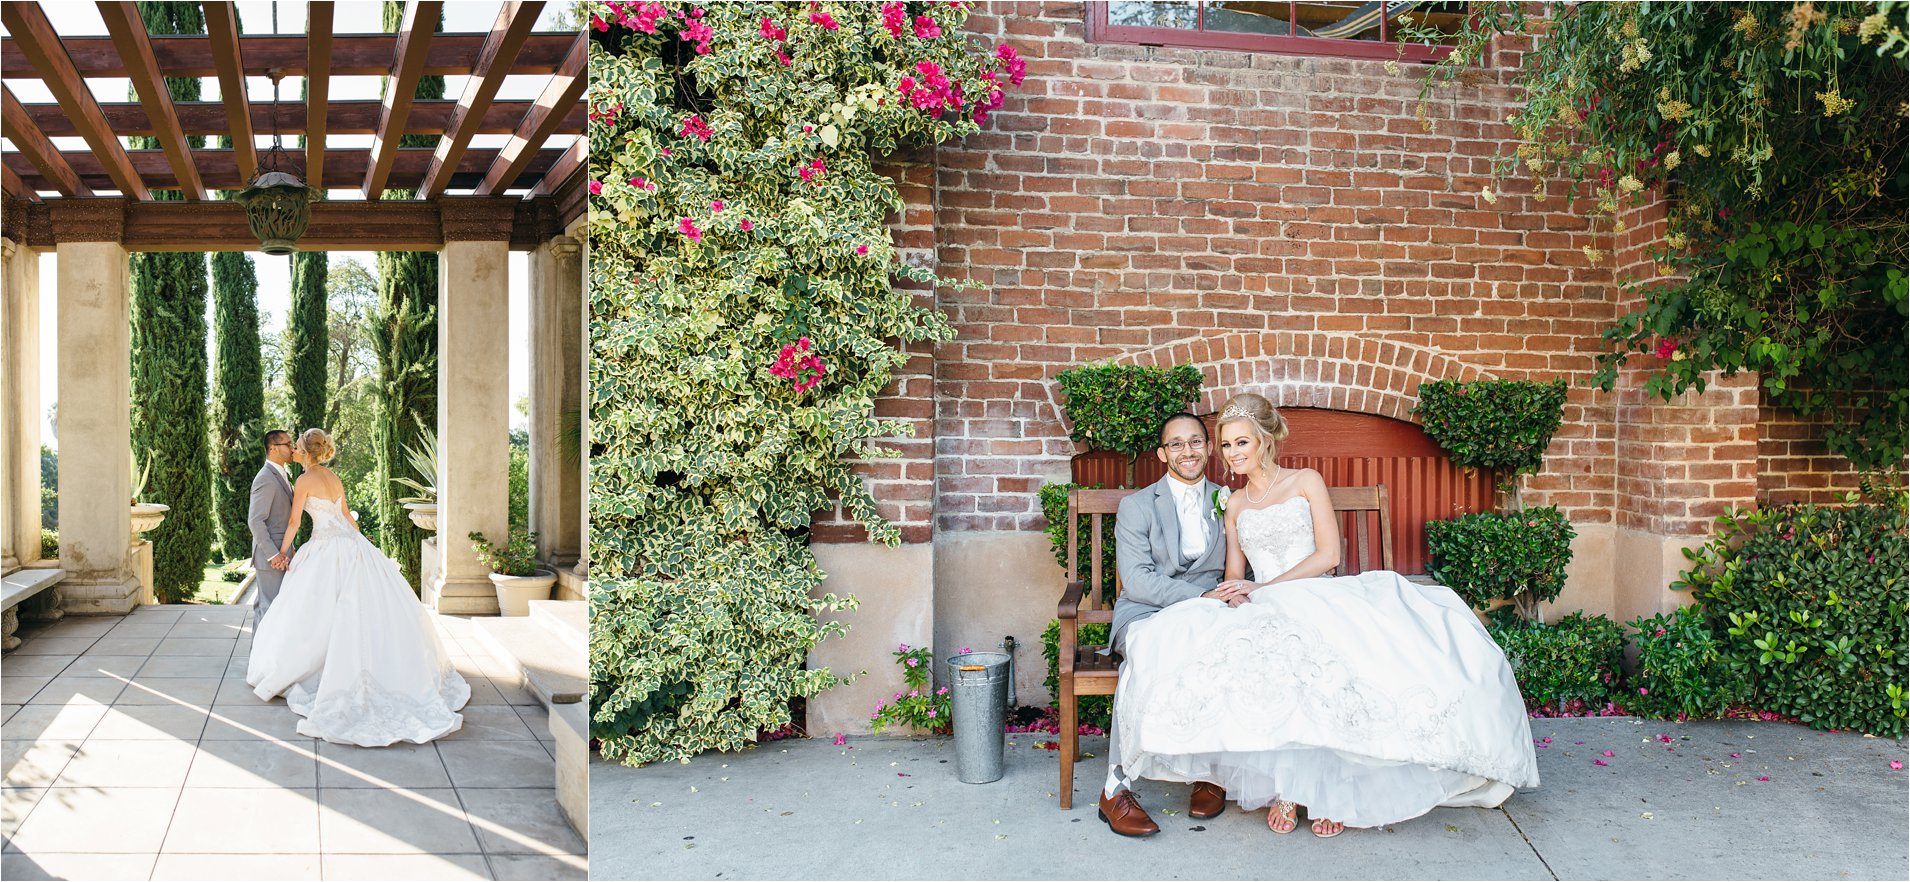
[593,717,1908,880]
[1,604,586,881]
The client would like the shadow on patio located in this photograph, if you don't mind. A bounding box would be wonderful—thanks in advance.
[2,604,584,881]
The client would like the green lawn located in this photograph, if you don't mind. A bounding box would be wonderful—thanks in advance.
[187,562,248,605]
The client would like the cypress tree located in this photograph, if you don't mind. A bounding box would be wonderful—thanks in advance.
[210,251,263,561]
[128,0,213,603]
[373,0,445,591]
[286,250,329,435]
[209,7,264,563]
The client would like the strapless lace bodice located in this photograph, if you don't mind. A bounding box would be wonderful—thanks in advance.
[1238,496,1314,582]
[304,496,357,540]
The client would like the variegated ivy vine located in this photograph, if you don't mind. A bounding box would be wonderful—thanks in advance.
[586,0,1024,765]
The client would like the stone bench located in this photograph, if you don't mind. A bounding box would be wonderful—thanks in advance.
[473,596,589,842]
[2,567,68,652]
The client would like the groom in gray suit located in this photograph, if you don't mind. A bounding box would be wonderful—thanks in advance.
[248,430,297,621]
[1098,412,1247,837]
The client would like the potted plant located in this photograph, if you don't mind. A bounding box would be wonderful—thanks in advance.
[128,456,169,539]
[1055,363,1204,488]
[470,529,553,616]
[393,427,440,533]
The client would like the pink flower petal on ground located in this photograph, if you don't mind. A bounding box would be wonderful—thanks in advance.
[1891,761,1904,770]
[1757,776,1769,781]
[1542,737,1552,743]
[1593,759,1609,766]
[1574,741,1584,745]
[832,732,846,746]
[1730,752,1740,758]
[1602,750,1615,757]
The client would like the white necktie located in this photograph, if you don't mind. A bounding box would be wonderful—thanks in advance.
[1179,487,1205,560]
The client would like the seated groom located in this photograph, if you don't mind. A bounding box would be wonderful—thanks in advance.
[1098,412,1248,837]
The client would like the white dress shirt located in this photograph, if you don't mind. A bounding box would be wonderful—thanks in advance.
[1168,478,1207,561]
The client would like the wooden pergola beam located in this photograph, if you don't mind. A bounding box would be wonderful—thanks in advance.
[418,1,542,200]
[2,32,581,79]
[530,136,584,199]
[477,29,585,196]
[305,1,334,193]
[202,2,256,183]
[7,145,574,192]
[1,85,92,197]
[22,99,585,139]
[99,2,208,201]
[0,2,149,199]
[364,1,443,199]
[3,161,36,203]
[21,197,555,251]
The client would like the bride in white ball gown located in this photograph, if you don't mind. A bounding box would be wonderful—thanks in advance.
[1113,393,1539,837]
[246,428,470,746]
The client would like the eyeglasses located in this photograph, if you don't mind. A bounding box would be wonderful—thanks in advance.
[269,442,292,449]
[1162,439,1207,453]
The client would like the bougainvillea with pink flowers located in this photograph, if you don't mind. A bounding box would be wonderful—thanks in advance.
[587,1,1026,765]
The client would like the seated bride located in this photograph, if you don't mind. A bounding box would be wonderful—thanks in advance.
[1114,393,1540,837]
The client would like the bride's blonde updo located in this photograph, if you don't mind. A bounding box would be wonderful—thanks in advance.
[297,428,337,464]
[1216,392,1288,475]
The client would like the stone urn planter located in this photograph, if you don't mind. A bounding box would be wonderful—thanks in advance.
[129,502,170,539]
[403,502,439,533]
[489,569,557,617]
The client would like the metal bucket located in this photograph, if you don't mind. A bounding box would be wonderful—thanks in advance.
[946,651,1011,784]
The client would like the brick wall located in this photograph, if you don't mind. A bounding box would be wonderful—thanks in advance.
[1757,398,1873,506]
[930,1,1620,534]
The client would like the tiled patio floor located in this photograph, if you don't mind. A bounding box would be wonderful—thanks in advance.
[0,603,586,881]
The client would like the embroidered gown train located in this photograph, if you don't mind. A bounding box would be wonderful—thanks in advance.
[1114,496,1540,828]
[246,495,470,746]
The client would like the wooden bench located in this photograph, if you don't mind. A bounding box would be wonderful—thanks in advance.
[1053,484,1393,808]
[2,567,68,652]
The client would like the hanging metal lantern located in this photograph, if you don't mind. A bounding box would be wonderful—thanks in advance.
[235,170,315,255]
[235,70,316,255]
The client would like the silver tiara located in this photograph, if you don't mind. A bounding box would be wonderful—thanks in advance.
[1218,403,1255,422]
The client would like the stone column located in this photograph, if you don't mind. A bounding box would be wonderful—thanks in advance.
[572,215,589,579]
[428,198,516,615]
[528,234,582,567]
[52,201,140,613]
[2,236,43,573]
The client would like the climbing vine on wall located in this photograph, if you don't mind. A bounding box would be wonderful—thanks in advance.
[587,0,1024,764]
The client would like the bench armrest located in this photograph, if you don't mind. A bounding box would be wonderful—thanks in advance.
[1057,579,1085,620]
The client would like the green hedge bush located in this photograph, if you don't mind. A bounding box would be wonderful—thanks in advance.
[1681,500,1908,736]
[1039,483,1117,599]
[1039,618,1111,730]
[1056,363,1203,456]
[1426,506,1575,614]
[1627,606,1752,720]
[1413,379,1567,489]
[1488,611,1628,712]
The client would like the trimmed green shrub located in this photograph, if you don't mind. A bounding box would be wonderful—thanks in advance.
[1412,379,1567,490]
[39,445,55,529]
[1425,506,1575,616]
[1039,482,1117,599]
[40,529,57,561]
[1627,606,1752,720]
[1056,363,1204,456]
[1681,500,1909,736]
[127,0,212,604]
[588,2,1026,765]
[1040,619,1112,730]
[1489,611,1628,712]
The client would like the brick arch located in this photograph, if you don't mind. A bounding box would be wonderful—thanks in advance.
[1107,330,1499,423]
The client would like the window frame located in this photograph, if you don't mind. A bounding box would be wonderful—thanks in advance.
[1084,1,1460,63]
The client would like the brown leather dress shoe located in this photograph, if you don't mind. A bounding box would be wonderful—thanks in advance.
[1188,781,1227,819]
[1098,788,1161,837]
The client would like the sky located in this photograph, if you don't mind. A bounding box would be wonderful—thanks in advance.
[13,1,579,447]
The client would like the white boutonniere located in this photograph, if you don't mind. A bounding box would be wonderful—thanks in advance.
[1211,487,1230,520]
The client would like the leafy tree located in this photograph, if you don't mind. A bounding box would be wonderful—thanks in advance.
[128,0,213,602]
[320,259,383,539]
[1423,1,1909,473]
[371,0,446,591]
